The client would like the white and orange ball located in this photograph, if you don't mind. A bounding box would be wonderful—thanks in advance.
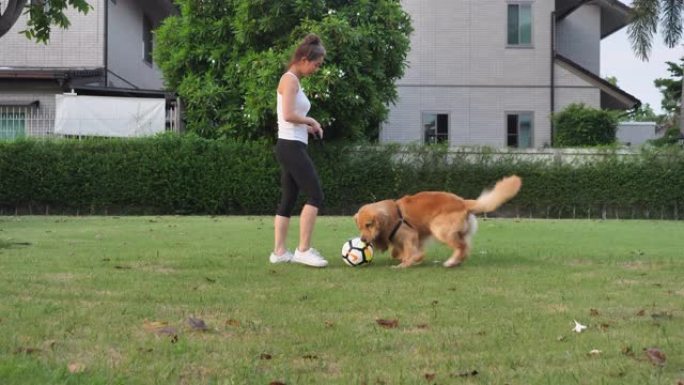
[341,237,374,267]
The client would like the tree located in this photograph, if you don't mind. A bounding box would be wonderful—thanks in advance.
[623,102,659,122]
[654,57,683,116]
[154,0,412,141]
[627,0,683,133]
[0,0,92,43]
[552,103,619,147]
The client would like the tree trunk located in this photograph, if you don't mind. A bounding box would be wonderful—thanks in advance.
[0,0,27,39]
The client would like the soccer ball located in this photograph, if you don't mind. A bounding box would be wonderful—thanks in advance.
[341,237,374,267]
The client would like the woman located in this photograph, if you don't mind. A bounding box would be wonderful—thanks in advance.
[269,34,328,267]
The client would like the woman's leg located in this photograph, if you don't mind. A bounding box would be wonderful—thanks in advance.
[297,204,318,252]
[274,215,290,255]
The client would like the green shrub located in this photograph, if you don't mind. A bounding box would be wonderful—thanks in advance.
[553,103,619,147]
[1,136,683,218]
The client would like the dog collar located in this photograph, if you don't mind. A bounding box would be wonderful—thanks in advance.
[388,202,412,241]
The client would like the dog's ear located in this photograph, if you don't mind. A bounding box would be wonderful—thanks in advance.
[374,204,391,237]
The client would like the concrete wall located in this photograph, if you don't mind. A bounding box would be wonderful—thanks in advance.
[556,4,601,75]
[106,0,166,89]
[382,0,606,147]
[0,0,105,69]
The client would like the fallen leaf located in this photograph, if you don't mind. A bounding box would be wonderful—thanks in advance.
[451,370,479,377]
[644,347,666,366]
[68,362,85,374]
[269,381,286,385]
[621,346,635,357]
[424,372,436,381]
[158,326,178,336]
[187,317,208,331]
[572,320,587,333]
[143,320,169,333]
[260,353,272,360]
[376,319,399,329]
[13,347,41,354]
[651,311,673,320]
[636,309,646,316]
[42,340,57,350]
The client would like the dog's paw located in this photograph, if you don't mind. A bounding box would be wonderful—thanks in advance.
[442,259,462,268]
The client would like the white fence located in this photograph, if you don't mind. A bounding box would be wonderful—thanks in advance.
[0,102,182,140]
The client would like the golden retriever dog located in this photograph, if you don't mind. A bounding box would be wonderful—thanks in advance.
[354,175,522,268]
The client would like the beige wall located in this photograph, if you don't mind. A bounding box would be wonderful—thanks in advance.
[383,0,605,147]
[0,0,105,69]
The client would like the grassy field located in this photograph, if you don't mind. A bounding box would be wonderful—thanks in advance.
[0,216,682,385]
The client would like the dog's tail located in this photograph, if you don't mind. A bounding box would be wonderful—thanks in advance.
[465,175,522,214]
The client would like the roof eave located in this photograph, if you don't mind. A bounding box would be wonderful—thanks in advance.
[555,53,641,110]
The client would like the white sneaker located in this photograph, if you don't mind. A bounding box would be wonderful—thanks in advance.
[269,250,293,264]
[292,248,328,267]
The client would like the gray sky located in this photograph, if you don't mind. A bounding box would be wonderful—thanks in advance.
[600,2,683,114]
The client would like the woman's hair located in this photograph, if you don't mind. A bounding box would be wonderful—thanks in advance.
[288,33,326,67]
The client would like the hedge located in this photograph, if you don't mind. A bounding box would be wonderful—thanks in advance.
[1,136,683,219]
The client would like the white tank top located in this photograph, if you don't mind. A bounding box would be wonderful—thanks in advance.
[277,72,311,144]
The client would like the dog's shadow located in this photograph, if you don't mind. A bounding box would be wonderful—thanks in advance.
[368,248,538,269]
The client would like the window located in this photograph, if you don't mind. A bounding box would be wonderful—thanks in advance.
[143,15,153,64]
[507,112,533,148]
[423,113,449,144]
[0,111,26,140]
[507,3,532,46]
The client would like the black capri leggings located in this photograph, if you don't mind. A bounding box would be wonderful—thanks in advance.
[274,139,324,217]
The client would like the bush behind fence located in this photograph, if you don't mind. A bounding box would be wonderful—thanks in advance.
[1,136,683,219]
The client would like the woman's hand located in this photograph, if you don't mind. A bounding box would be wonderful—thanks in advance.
[307,118,323,139]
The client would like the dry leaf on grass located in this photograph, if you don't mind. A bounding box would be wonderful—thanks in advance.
[424,372,436,381]
[187,317,208,331]
[13,347,41,354]
[451,370,479,377]
[376,319,399,329]
[68,362,85,374]
[644,347,666,366]
[636,309,646,316]
[269,381,286,385]
[572,320,587,333]
[143,320,178,339]
[260,353,272,360]
[621,346,635,357]
[226,319,241,327]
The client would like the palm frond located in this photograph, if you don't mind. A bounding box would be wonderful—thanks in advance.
[660,0,683,47]
[628,0,660,60]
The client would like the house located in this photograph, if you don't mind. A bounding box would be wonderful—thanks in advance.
[381,0,640,148]
[0,0,178,139]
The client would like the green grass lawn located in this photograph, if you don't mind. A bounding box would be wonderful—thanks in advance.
[0,216,682,385]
